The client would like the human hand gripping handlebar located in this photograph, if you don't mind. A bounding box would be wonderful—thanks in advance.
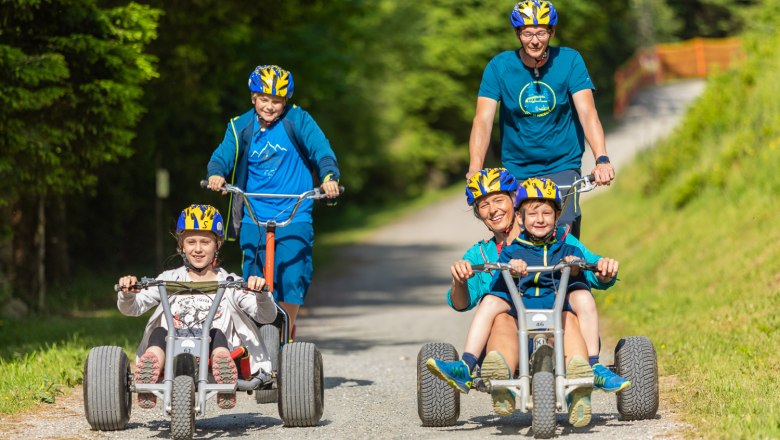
[199,180,345,294]
[199,180,345,229]
[114,278,271,294]
[470,258,599,275]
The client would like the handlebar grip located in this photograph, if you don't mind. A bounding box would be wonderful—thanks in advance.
[115,283,142,292]
[586,174,595,183]
[338,185,345,193]
[200,179,209,188]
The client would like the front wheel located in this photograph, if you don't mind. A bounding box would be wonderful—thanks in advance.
[83,346,132,431]
[531,371,556,439]
[170,375,195,440]
[615,336,659,420]
[417,342,460,427]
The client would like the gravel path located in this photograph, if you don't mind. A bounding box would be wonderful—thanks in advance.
[0,80,704,440]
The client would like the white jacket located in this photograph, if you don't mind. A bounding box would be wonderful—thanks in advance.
[117,266,277,374]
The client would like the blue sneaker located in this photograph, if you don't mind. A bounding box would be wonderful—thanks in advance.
[425,358,474,394]
[592,363,631,393]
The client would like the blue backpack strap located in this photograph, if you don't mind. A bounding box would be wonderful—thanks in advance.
[282,117,315,175]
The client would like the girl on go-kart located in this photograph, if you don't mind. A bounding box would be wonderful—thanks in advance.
[116,204,277,410]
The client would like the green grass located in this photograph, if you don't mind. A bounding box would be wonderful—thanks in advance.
[0,311,147,414]
[579,23,780,435]
[583,159,780,438]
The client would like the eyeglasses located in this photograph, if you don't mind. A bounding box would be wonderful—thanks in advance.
[519,30,551,40]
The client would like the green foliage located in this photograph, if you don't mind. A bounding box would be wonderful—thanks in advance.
[643,2,780,209]
[581,2,780,436]
[0,311,146,413]
[664,0,762,39]
[0,0,161,202]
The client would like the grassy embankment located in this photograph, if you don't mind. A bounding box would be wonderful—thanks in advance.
[581,24,780,439]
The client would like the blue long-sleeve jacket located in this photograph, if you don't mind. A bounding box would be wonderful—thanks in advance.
[207,105,340,240]
[490,229,586,299]
[446,226,616,311]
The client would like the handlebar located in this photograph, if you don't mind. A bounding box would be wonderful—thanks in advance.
[199,180,345,228]
[471,259,599,274]
[557,174,597,194]
[199,180,345,200]
[115,277,271,294]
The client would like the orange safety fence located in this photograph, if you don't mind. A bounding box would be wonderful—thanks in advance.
[613,37,743,118]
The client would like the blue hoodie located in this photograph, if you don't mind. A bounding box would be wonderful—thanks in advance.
[207,105,340,240]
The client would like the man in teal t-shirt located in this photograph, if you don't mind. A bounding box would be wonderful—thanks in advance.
[467,1,615,238]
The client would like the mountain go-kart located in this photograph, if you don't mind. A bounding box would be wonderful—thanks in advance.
[417,260,659,437]
[83,278,324,439]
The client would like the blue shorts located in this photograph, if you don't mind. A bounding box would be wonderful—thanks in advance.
[542,169,582,238]
[239,221,314,305]
[484,281,589,317]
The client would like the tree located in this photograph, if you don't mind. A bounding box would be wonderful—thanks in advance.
[0,0,160,310]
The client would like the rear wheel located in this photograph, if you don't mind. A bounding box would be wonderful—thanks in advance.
[170,375,195,440]
[255,324,281,403]
[531,371,556,439]
[615,336,659,420]
[83,346,132,431]
[278,342,324,427]
[417,342,460,427]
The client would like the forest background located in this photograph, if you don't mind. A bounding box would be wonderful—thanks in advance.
[0,0,760,311]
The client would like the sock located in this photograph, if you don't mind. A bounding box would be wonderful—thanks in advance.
[588,355,600,367]
[462,352,479,374]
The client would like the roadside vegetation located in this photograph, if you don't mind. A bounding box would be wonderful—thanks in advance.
[582,5,780,437]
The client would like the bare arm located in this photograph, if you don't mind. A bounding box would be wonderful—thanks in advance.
[572,89,615,185]
[467,97,499,179]
[449,260,474,310]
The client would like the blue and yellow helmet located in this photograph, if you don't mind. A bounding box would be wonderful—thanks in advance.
[510,1,559,28]
[176,204,224,241]
[248,65,294,99]
[466,168,518,206]
[514,177,562,210]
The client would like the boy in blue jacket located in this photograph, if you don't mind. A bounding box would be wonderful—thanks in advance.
[206,65,340,332]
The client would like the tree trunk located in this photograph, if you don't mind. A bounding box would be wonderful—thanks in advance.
[35,194,46,310]
[10,196,36,309]
[47,195,70,286]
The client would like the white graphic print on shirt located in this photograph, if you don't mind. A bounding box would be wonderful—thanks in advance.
[250,140,287,177]
[171,295,224,337]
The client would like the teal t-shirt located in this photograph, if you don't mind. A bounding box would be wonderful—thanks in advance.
[478,46,594,179]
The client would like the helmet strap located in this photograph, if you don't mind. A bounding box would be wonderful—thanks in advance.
[180,250,218,275]
[533,49,549,78]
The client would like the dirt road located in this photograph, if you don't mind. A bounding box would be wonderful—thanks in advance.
[0,80,704,440]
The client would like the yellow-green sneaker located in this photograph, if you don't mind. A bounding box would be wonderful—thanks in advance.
[566,355,593,427]
[481,351,515,416]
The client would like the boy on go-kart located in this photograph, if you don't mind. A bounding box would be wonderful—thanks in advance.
[427,173,624,427]
[116,204,277,410]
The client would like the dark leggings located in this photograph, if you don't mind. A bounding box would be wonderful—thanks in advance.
[147,327,229,354]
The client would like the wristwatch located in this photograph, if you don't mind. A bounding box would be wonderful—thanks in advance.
[596,155,611,165]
